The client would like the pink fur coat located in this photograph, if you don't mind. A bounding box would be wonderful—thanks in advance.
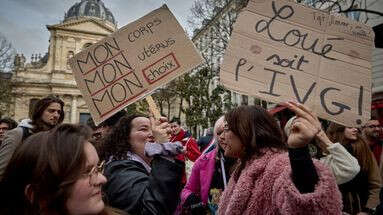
[218,149,342,215]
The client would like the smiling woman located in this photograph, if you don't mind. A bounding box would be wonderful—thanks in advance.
[0,124,125,215]
[101,114,184,215]
[217,103,343,214]
[327,122,381,214]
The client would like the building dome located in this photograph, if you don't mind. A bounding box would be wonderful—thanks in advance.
[64,0,116,26]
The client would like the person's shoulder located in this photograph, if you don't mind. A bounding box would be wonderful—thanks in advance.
[204,148,217,159]
[104,160,149,182]
[259,150,289,171]
[195,150,212,163]
[105,159,148,174]
[192,148,216,168]
[106,159,145,170]
[9,126,23,133]
[4,127,24,139]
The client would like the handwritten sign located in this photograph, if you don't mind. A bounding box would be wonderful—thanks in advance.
[220,0,375,126]
[69,5,203,125]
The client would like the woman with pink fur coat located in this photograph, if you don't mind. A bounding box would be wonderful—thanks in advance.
[218,102,343,215]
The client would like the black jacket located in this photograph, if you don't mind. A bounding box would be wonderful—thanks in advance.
[103,156,184,215]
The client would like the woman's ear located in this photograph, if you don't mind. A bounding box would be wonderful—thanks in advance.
[24,184,34,203]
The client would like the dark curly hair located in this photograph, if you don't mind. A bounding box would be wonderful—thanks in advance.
[100,114,146,161]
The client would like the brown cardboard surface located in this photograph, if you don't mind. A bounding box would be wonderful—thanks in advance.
[146,96,161,120]
[69,5,203,125]
[220,0,374,126]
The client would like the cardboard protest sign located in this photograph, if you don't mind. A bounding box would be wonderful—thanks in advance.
[220,0,375,126]
[69,5,203,125]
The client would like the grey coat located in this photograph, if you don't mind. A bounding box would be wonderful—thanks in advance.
[0,119,33,181]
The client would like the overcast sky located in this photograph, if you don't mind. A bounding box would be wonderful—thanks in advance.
[0,0,196,62]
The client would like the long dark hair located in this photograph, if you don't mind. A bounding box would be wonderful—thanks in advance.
[100,114,145,161]
[0,124,92,215]
[31,96,65,132]
[225,105,286,161]
[326,122,375,172]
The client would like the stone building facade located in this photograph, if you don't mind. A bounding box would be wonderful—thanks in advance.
[10,0,117,123]
[191,0,256,107]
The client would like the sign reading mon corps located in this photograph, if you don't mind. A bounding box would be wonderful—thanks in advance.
[69,5,203,125]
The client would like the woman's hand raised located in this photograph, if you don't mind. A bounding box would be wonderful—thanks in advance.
[149,115,172,144]
[284,101,322,148]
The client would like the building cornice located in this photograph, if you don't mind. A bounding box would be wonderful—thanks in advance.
[47,18,115,35]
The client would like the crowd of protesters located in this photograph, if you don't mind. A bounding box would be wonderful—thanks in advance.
[1,96,383,215]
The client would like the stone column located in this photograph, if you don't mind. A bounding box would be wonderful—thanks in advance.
[70,96,78,123]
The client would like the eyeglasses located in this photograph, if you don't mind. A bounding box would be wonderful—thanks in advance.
[86,160,105,186]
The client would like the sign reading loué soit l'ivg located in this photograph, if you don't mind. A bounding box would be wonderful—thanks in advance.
[221,0,374,126]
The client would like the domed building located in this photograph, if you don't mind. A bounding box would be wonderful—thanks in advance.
[10,0,117,123]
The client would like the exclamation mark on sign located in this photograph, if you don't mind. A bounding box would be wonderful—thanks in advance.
[356,86,363,125]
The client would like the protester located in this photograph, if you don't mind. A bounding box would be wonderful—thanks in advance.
[0,117,18,146]
[218,103,342,214]
[87,110,126,153]
[170,117,201,184]
[362,119,383,168]
[102,114,184,215]
[181,116,237,215]
[285,116,360,185]
[0,96,64,180]
[0,123,125,215]
[327,122,382,214]
[197,127,214,152]
[170,118,201,160]
[87,117,104,145]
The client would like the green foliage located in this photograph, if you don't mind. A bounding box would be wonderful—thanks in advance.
[124,100,149,116]
[173,67,233,136]
[152,82,178,118]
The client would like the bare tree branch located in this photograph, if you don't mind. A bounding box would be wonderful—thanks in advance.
[0,34,16,72]
[344,8,383,16]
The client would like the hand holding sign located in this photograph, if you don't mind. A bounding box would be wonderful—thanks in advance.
[149,115,171,144]
[285,101,322,148]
